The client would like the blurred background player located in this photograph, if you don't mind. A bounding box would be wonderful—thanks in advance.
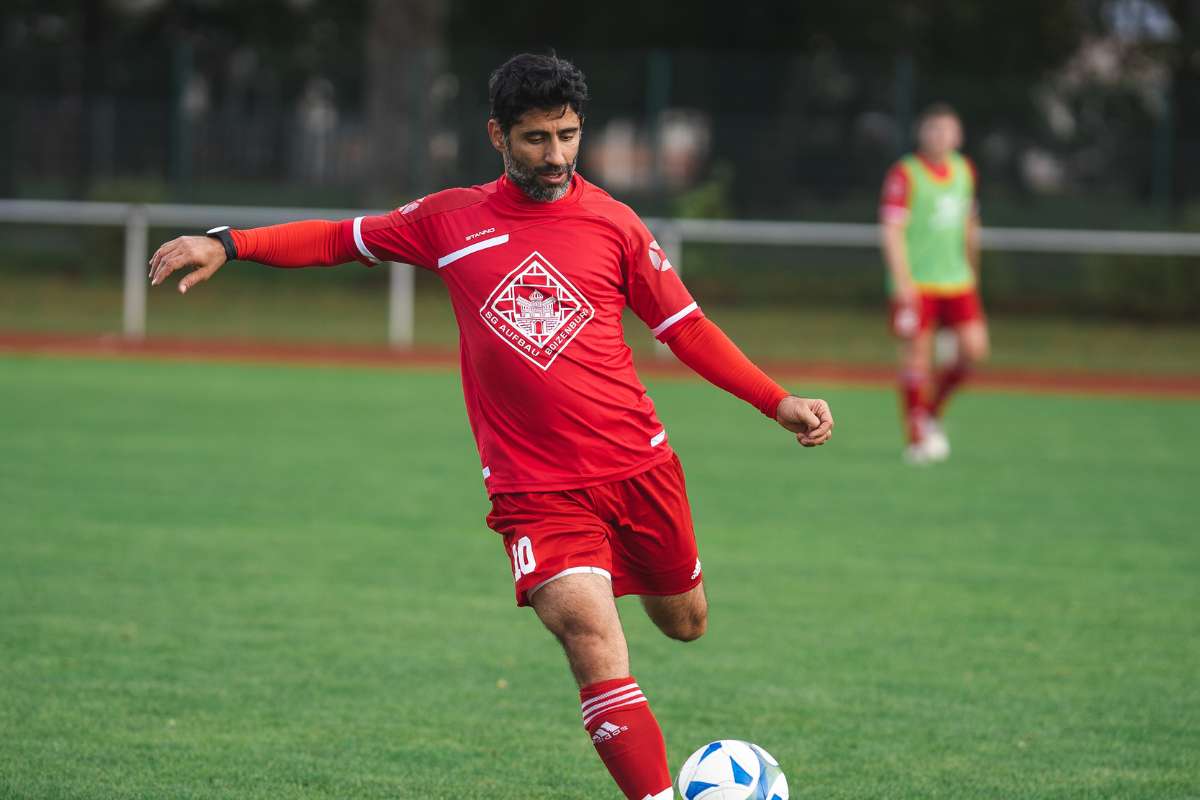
[879,103,989,464]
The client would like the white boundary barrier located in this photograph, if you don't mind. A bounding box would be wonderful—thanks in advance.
[2,198,1199,346]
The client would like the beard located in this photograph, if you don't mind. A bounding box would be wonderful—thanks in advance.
[502,144,577,202]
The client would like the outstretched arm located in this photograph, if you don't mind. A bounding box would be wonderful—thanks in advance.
[149,219,357,294]
[879,164,916,305]
[966,212,981,282]
[881,219,917,304]
[665,316,833,447]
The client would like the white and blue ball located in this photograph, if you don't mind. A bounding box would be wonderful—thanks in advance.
[676,739,788,800]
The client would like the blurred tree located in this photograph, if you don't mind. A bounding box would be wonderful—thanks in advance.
[446,0,1083,73]
[77,0,104,196]
[1167,0,1200,212]
[446,0,1088,214]
[365,0,447,203]
[3,0,1196,221]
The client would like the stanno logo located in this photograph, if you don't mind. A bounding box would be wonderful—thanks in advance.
[465,227,497,241]
[479,251,594,371]
[591,721,628,743]
[400,197,424,215]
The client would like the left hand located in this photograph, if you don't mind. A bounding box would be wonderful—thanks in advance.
[775,396,834,447]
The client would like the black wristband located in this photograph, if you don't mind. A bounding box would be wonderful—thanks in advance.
[206,226,238,262]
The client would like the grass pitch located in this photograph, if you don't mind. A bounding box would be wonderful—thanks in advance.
[1,355,1196,799]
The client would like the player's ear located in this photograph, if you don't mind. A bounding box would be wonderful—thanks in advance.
[487,119,506,153]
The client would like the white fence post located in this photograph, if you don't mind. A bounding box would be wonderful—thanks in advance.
[123,204,148,340]
[388,261,415,348]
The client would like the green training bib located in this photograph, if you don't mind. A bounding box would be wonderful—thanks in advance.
[899,152,975,293]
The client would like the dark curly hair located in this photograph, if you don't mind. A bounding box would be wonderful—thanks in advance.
[488,52,589,135]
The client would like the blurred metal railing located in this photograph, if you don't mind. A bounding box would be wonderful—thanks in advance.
[0,200,414,344]
[3,198,1200,345]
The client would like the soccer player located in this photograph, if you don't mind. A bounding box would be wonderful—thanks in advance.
[880,102,989,464]
[149,53,833,800]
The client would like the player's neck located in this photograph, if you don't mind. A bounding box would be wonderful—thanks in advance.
[916,151,953,179]
[918,150,950,167]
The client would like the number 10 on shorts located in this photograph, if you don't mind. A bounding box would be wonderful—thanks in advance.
[511,536,536,582]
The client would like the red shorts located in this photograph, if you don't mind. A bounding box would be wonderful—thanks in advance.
[891,289,984,338]
[486,453,702,607]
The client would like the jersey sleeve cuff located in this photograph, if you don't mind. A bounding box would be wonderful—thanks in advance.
[762,386,790,419]
[228,228,249,260]
[342,216,382,266]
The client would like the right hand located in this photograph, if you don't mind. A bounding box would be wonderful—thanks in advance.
[775,396,834,447]
[149,235,228,294]
[891,280,920,339]
[892,277,918,307]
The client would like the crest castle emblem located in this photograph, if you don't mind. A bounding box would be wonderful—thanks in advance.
[480,252,594,370]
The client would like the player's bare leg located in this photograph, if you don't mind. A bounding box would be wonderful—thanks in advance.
[640,582,708,642]
[530,572,673,800]
[529,572,629,686]
[929,319,988,418]
[899,327,935,385]
[955,318,990,365]
[899,328,935,462]
[924,319,989,460]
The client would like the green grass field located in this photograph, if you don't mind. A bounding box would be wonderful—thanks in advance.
[1,355,1197,799]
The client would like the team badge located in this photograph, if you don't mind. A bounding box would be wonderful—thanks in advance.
[479,251,594,370]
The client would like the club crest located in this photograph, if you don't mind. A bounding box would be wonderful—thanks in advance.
[479,251,594,370]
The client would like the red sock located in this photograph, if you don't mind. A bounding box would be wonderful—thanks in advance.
[580,677,672,800]
[900,370,928,444]
[930,363,970,417]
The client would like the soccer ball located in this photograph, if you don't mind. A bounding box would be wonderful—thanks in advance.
[676,739,788,800]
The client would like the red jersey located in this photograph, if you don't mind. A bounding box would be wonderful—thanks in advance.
[338,173,703,495]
